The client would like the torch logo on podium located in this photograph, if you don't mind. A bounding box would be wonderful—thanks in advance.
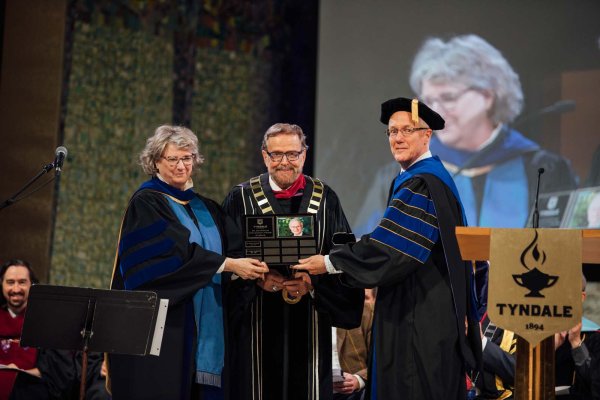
[512,230,558,298]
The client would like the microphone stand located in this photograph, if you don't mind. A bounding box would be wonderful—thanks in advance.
[531,168,544,229]
[0,162,56,211]
[515,167,555,400]
[512,100,576,129]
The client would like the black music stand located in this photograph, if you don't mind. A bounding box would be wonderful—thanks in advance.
[20,285,168,400]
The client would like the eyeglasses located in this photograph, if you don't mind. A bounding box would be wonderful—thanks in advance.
[161,155,195,167]
[386,127,430,138]
[265,150,304,162]
[421,87,472,111]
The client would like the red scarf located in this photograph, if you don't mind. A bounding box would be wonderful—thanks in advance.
[273,174,306,199]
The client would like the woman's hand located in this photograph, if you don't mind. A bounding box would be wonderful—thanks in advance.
[224,258,268,280]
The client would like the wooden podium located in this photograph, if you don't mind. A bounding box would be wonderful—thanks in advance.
[456,227,600,400]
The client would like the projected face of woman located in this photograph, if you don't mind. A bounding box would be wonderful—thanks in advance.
[420,81,495,151]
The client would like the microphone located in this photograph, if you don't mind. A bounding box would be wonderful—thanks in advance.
[54,146,68,176]
[538,99,576,114]
[513,100,576,128]
[531,167,545,229]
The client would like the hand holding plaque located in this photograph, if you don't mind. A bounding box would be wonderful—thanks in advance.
[292,255,327,275]
[257,270,286,293]
[281,272,312,304]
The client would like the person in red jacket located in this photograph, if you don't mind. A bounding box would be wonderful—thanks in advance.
[0,259,41,400]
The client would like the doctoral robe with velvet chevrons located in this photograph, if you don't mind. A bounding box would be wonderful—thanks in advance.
[109,178,240,400]
[329,156,481,400]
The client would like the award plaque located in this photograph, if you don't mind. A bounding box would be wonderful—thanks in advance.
[243,214,317,275]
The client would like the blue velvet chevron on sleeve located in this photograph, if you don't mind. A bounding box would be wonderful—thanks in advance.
[370,183,439,263]
[119,218,183,290]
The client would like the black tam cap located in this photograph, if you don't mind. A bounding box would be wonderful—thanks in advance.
[380,97,445,130]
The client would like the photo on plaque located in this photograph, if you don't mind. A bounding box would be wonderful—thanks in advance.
[277,215,314,238]
[526,190,574,228]
[561,186,600,228]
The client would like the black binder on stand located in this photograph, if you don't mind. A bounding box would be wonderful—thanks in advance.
[20,285,168,400]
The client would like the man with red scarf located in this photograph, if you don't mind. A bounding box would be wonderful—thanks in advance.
[0,259,44,400]
[223,123,364,400]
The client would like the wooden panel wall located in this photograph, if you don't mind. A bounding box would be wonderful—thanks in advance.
[560,69,600,182]
[0,0,67,281]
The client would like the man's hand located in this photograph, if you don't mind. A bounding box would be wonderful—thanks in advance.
[555,331,567,349]
[101,357,108,377]
[224,258,268,280]
[257,270,286,292]
[567,321,583,348]
[294,271,313,290]
[292,255,327,275]
[282,272,313,298]
[333,372,360,394]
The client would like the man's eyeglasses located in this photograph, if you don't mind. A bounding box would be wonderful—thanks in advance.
[161,155,195,167]
[421,87,472,111]
[266,150,304,162]
[386,127,430,138]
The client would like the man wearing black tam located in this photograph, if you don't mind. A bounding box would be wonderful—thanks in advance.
[294,98,482,399]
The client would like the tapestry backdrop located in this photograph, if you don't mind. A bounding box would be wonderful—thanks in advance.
[50,21,174,288]
[191,48,279,199]
[49,1,291,288]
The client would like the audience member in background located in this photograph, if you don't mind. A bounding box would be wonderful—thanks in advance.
[474,312,517,399]
[554,275,600,399]
[354,34,577,235]
[1,259,111,400]
[0,259,45,400]
[333,288,376,400]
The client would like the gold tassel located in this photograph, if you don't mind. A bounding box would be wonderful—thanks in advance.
[411,99,419,124]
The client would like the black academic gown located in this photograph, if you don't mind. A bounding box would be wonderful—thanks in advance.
[109,186,237,400]
[476,315,516,399]
[11,351,113,400]
[555,331,600,399]
[329,172,480,400]
[222,173,364,400]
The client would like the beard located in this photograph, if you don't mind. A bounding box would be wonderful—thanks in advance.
[7,293,26,309]
[270,165,302,189]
